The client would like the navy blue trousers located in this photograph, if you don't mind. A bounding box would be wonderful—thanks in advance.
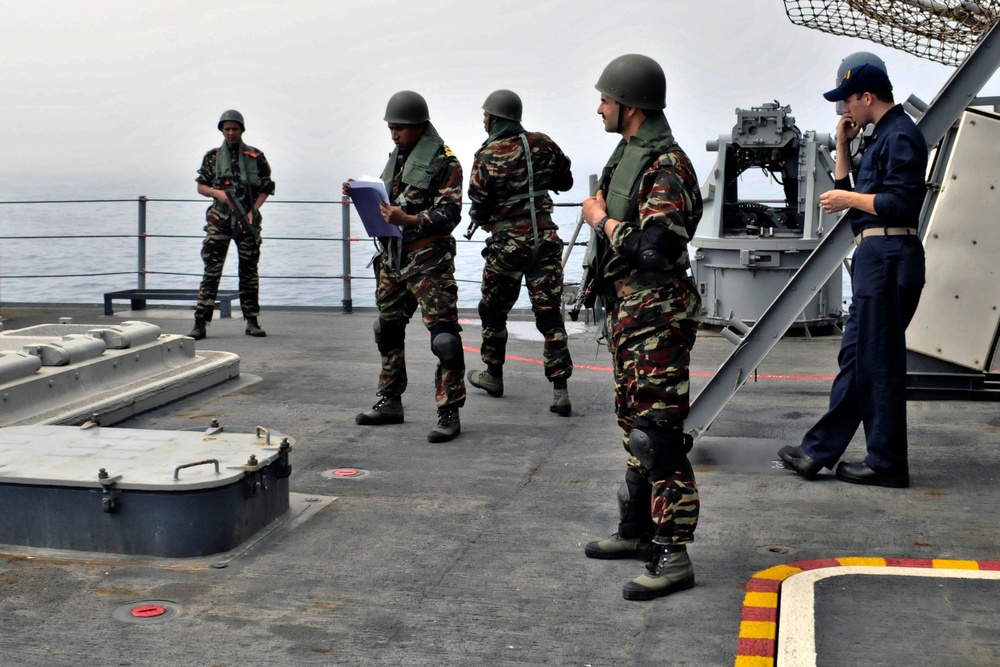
[800,234,925,473]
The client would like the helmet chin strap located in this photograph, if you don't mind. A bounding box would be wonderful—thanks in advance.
[616,104,625,134]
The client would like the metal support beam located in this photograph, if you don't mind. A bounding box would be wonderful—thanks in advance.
[686,19,1000,440]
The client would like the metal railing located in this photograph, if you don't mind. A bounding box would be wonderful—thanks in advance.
[0,194,591,315]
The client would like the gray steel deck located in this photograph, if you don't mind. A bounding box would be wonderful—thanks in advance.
[0,304,997,666]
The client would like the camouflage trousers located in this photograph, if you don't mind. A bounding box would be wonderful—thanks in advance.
[195,215,262,321]
[374,252,466,409]
[478,226,572,382]
[609,276,701,545]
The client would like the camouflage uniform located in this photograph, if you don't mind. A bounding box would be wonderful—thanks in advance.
[372,125,466,409]
[596,113,702,547]
[194,144,274,321]
[468,121,574,383]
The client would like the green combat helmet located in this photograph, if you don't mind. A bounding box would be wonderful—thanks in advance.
[218,109,245,131]
[384,91,430,124]
[832,52,889,114]
[596,54,666,110]
[836,51,888,83]
[482,89,522,122]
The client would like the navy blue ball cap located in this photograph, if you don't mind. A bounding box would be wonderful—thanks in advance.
[823,63,891,102]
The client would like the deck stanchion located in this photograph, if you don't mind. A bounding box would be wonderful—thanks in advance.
[341,199,353,313]
[137,196,148,291]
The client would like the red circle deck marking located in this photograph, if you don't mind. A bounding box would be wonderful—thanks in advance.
[332,469,360,477]
[130,605,167,618]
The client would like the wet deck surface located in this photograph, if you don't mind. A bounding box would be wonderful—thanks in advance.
[0,304,998,666]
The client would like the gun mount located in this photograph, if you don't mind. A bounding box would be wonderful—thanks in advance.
[691,102,845,331]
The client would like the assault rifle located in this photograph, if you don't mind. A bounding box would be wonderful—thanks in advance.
[463,219,480,241]
[222,183,260,245]
[568,260,594,322]
[569,225,602,322]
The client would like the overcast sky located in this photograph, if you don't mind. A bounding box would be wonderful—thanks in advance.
[4,0,997,202]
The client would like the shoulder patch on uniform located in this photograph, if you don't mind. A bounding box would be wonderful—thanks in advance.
[442,145,455,158]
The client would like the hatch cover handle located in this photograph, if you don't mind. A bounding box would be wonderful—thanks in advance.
[173,458,220,480]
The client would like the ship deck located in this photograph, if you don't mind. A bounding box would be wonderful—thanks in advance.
[0,304,997,666]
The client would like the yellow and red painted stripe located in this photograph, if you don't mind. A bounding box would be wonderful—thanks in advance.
[735,557,1000,666]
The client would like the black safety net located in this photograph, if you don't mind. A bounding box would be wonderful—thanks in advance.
[783,0,1000,65]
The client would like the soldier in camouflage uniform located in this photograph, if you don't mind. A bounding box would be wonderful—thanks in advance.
[344,91,466,443]
[189,109,274,340]
[579,55,703,601]
[466,89,575,415]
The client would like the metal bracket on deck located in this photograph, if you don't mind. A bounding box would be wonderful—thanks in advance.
[97,468,123,513]
[719,312,752,346]
[276,438,292,479]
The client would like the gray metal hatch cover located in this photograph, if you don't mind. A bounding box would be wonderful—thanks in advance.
[0,424,292,491]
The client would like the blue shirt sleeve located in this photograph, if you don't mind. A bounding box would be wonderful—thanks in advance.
[871,127,926,224]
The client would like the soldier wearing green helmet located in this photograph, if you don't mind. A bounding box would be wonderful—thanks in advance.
[580,54,704,601]
[343,90,467,444]
[466,89,575,415]
[189,109,275,340]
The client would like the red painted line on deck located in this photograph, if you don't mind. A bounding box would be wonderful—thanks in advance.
[462,346,835,382]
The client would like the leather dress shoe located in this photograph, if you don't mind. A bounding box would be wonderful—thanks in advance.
[778,445,823,480]
[835,461,909,488]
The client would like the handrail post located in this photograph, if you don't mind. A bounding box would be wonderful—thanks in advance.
[561,173,597,268]
[137,196,148,291]
[341,199,353,313]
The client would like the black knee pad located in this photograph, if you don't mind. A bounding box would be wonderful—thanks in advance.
[478,300,507,330]
[628,417,693,481]
[429,324,464,370]
[374,317,405,355]
[617,467,654,539]
[534,308,564,336]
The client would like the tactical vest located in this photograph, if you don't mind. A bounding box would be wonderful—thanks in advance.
[603,113,675,222]
[380,122,444,203]
[213,142,262,188]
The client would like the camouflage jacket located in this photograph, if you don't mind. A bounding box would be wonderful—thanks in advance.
[601,115,702,292]
[384,142,463,246]
[468,121,572,231]
[196,144,275,220]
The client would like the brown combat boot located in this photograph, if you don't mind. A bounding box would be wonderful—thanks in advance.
[584,533,655,560]
[427,407,461,443]
[356,394,404,425]
[467,369,503,397]
[187,318,207,340]
[550,386,571,416]
[245,317,267,337]
[621,544,695,601]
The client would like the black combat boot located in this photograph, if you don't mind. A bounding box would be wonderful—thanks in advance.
[245,317,267,337]
[187,317,207,341]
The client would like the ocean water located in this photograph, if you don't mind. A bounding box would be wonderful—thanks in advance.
[0,197,588,311]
